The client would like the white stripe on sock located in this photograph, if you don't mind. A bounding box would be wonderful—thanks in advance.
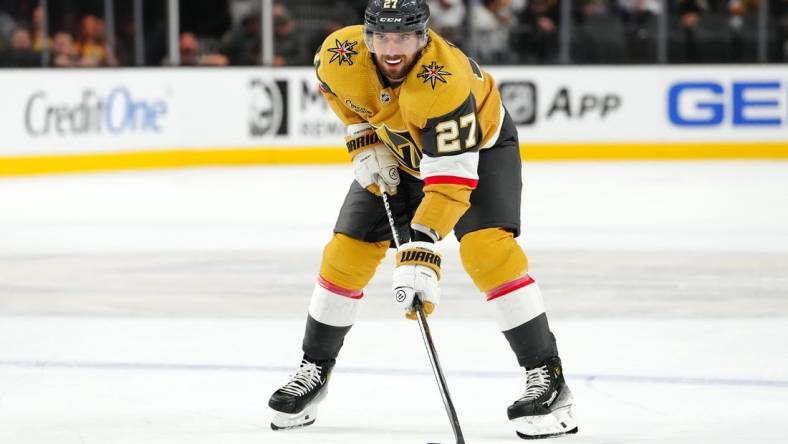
[488,280,546,331]
[308,282,361,327]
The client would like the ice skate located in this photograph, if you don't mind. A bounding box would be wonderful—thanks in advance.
[269,355,334,431]
[508,357,578,439]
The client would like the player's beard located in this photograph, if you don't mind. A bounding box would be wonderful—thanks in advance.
[376,53,418,83]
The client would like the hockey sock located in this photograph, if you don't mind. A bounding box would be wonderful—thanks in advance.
[302,277,362,361]
[301,234,388,360]
[487,276,558,368]
[460,228,557,367]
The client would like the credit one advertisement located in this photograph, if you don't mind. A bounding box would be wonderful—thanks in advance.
[0,68,340,156]
[0,66,786,157]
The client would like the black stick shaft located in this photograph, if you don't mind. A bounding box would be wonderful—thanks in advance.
[415,298,466,444]
[379,186,465,443]
[379,187,401,249]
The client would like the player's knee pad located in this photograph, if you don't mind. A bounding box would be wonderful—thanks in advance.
[319,233,388,291]
[459,228,529,293]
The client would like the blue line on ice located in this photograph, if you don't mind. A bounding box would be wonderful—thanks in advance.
[1,359,786,388]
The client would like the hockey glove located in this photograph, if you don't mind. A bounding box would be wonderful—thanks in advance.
[346,123,399,195]
[392,241,441,320]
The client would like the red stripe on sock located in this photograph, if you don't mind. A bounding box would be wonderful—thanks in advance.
[486,275,535,301]
[318,276,364,299]
[424,176,479,188]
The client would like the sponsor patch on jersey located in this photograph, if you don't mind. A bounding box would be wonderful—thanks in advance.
[327,39,359,66]
[417,61,451,89]
[345,99,373,116]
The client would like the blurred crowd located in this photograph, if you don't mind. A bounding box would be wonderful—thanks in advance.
[1,0,786,68]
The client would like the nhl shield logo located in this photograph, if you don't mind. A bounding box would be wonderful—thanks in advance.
[380,91,391,104]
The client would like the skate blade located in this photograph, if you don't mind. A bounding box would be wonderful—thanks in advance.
[270,387,327,431]
[511,405,578,439]
[270,404,319,431]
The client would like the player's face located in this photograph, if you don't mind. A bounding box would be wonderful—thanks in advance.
[370,32,422,82]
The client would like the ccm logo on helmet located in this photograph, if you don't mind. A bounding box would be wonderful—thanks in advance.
[379,17,403,22]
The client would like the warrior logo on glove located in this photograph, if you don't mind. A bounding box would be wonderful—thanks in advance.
[396,246,441,280]
[393,242,442,320]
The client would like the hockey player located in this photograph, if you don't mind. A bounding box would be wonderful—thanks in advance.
[268,0,577,439]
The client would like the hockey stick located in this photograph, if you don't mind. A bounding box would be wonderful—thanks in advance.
[379,183,466,444]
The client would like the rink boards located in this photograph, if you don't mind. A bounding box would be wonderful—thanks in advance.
[0,65,786,175]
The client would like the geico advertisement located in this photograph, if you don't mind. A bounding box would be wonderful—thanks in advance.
[490,65,787,142]
[668,80,785,128]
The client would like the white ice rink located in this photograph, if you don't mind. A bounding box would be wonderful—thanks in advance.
[1,161,788,444]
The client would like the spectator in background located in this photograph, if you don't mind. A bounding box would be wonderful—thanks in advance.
[427,0,466,46]
[222,2,305,67]
[168,32,228,66]
[0,26,38,67]
[0,8,15,48]
[75,14,117,66]
[580,0,609,15]
[618,0,661,62]
[677,0,707,62]
[728,0,759,60]
[472,0,516,64]
[271,2,302,66]
[516,0,560,63]
[223,13,261,65]
[782,0,788,61]
[31,5,50,52]
[51,31,79,67]
[179,31,201,65]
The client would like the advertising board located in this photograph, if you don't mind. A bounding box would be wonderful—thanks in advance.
[0,65,785,175]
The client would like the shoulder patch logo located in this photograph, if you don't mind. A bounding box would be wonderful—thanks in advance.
[417,61,451,89]
[327,39,359,66]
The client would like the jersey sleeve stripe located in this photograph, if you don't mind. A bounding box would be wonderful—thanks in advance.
[420,150,479,183]
[424,175,479,187]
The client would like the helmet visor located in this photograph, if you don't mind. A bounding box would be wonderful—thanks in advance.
[364,30,428,55]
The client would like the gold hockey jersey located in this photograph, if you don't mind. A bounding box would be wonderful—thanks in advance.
[316,25,509,240]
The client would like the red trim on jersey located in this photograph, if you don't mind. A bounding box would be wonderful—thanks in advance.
[318,276,364,299]
[424,175,479,188]
[486,275,536,301]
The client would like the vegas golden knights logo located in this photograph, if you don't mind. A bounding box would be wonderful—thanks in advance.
[383,0,398,8]
[377,126,421,175]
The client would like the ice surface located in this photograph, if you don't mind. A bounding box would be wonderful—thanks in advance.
[1,161,787,443]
